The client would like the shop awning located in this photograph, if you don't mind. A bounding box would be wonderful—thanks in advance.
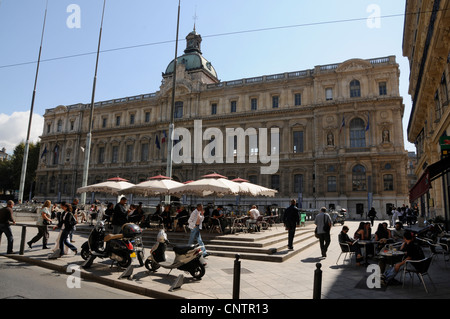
[428,156,450,181]
[409,156,450,202]
[409,169,431,202]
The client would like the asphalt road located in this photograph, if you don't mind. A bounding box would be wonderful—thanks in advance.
[0,256,151,299]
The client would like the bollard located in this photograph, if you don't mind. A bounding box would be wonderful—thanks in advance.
[232,254,241,299]
[313,262,322,299]
[19,226,27,255]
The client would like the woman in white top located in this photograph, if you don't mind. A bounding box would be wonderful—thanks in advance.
[27,200,53,250]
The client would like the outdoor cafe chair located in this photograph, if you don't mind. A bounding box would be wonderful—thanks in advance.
[336,242,356,265]
[402,255,435,293]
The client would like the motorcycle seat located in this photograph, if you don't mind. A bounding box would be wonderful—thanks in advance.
[173,244,198,255]
[104,233,123,242]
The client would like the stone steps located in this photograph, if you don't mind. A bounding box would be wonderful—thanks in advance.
[74,224,318,263]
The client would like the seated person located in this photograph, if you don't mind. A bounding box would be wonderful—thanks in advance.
[354,222,366,240]
[89,204,99,225]
[173,206,189,231]
[211,205,227,231]
[381,231,425,286]
[161,204,173,230]
[246,205,261,230]
[375,222,393,253]
[391,222,405,242]
[338,226,363,266]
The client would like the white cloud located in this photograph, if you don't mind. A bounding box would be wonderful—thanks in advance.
[0,111,44,154]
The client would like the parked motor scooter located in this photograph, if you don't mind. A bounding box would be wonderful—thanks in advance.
[144,229,206,279]
[81,221,143,268]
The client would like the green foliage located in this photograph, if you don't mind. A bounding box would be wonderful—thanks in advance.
[0,141,40,199]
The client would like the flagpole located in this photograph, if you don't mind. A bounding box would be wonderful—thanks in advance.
[18,0,48,203]
[80,0,107,205]
[165,0,181,205]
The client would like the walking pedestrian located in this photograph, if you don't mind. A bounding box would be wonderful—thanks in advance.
[368,207,377,226]
[27,200,52,250]
[58,203,77,257]
[315,207,332,258]
[283,199,300,250]
[0,200,16,254]
[188,203,209,257]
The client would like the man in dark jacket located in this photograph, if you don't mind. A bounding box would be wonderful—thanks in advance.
[112,197,129,234]
[0,200,16,254]
[283,199,300,250]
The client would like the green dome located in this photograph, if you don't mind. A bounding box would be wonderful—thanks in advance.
[165,53,218,79]
[164,29,218,80]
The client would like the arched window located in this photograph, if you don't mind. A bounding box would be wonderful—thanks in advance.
[350,80,361,98]
[350,118,366,148]
[352,164,366,191]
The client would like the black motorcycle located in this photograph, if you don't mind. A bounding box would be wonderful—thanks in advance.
[81,221,143,268]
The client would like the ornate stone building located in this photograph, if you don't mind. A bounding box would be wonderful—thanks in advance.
[36,29,409,218]
[404,0,450,227]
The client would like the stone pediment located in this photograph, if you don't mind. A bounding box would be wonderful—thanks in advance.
[336,59,373,73]
[54,105,68,113]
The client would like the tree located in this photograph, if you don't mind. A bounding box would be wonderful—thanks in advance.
[8,141,40,201]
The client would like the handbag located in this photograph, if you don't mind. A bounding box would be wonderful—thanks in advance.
[314,227,319,238]
[323,214,330,233]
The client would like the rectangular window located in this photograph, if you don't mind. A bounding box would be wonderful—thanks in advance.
[211,103,217,115]
[379,82,387,95]
[271,175,280,191]
[231,101,237,113]
[112,146,119,163]
[141,143,149,162]
[175,101,183,119]
[251,98,258,111]
[384,174,394,191]
[145,112,151,123]
[325,88,333,101]
[102,118,107,128]
[294,174,303,193]
[98,147,105,164]
[115,116,121,126]
[272,96,279,108]
[126,145,133,163]
[327,176,337,192]
[293,131,304,153]
[294,93,302,106]
[130,114,135,125]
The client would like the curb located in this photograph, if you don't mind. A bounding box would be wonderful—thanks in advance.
[4,254,185,299]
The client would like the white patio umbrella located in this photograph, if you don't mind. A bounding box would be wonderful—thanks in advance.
[231,178,278,197]
[170,173,241,197]
[122,175,184,197]
[76,177,135,196]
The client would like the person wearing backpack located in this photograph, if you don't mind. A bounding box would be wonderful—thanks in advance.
[315,207,332,258]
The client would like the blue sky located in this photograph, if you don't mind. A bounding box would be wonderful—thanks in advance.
[0,0,414,152]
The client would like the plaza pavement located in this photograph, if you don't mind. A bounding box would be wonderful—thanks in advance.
[1,219,450,300]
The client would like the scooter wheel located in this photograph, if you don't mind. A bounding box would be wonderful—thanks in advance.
[144,259,160,272]
[118,255,132,268]
[190,263,205,279]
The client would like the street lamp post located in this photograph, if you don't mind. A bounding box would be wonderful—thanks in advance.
[165,0,181,205]
[18,0,48,204]
[80,0,107,205]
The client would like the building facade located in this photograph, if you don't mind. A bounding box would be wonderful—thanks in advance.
[35,29,409,219]
[403,0,450,227]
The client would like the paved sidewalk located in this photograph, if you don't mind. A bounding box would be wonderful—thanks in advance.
[1,220,450,299]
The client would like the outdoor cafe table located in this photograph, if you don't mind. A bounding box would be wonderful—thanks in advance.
[357,240,379,265]
[378,249,406,266]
